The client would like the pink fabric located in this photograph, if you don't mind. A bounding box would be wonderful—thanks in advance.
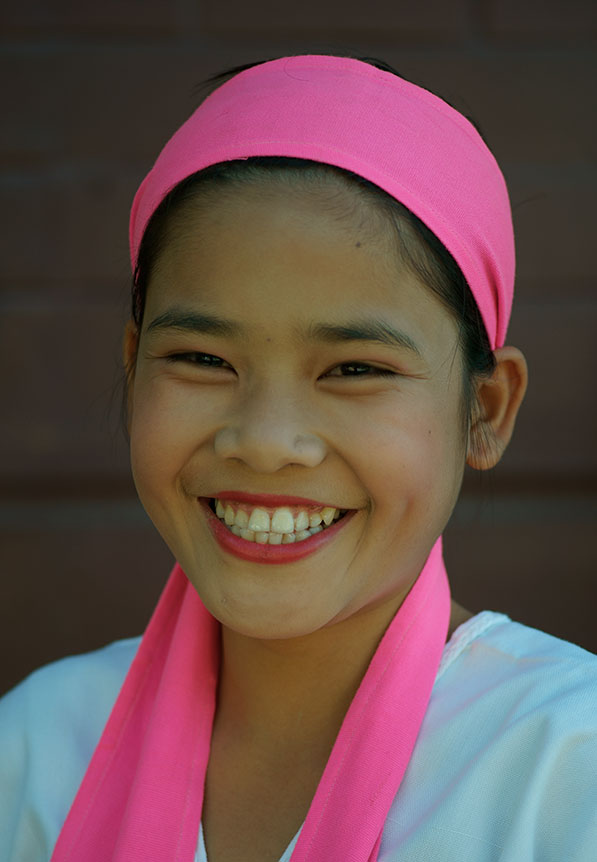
[129,55,515,348]
[51,569,220,860]
[52,541,450,861]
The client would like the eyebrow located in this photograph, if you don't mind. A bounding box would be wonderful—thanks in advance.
[145,307,422,358]
[307,320,423,357]
[146,309,242,337]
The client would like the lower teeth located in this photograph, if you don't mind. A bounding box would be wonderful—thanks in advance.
[224,522,327,544]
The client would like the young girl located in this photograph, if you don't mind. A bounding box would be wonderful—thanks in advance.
[2,54,596,862]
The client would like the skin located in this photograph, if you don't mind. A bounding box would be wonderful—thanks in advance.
[124,179,527,862]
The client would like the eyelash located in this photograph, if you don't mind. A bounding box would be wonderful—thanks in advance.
[166,352,230,368]
[326,363,397,378]
[165,353,398,379]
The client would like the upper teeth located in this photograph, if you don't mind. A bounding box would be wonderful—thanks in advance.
[214,500,341,535]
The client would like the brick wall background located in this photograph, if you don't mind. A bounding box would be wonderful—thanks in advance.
[2,0,596,694]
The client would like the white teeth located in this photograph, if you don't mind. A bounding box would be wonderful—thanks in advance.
[322,507,336,526]
[295,511,309,532]
[271,507,295,534]
[248,508,270,532]
[213,498,345,545]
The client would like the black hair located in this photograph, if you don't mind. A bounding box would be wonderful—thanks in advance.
[132,54,497,432]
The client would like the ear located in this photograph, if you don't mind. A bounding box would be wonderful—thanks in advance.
[466,345,528,471]
[122,320,139,426]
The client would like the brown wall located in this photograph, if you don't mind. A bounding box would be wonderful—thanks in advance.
[2,1,596,695]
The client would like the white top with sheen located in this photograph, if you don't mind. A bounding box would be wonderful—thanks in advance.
[1,611,597,861]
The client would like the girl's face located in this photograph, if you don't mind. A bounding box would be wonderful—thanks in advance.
[127,180,468,639]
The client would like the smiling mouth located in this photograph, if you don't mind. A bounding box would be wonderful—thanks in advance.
[208,498,348,545]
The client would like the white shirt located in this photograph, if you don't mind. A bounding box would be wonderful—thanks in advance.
[2,611,596,861]
[195,823,300,862]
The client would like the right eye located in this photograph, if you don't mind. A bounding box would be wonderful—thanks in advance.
[165,352,233,369]
[166,352,225,366]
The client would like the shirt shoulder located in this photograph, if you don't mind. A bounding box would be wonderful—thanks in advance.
[381,613,597,861]
[0,637,140,862]
[439,610,597,724]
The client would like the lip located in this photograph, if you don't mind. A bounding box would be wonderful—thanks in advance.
[213,491,341,509]
[199,498,356,564]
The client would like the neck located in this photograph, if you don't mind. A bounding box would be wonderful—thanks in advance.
[215,598,403,753]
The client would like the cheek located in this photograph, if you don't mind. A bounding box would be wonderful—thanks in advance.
[347,393,465,509]
[128,379,200,496]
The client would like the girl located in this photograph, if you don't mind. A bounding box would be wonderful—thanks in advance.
[2,54,596,862]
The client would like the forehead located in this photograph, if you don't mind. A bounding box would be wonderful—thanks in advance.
[144,179,458,353]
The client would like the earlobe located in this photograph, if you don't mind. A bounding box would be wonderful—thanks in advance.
[466,346,528,471]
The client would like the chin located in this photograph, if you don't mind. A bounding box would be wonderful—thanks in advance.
[200,586,335,640]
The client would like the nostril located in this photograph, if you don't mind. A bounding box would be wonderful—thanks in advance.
[213,425,326,472]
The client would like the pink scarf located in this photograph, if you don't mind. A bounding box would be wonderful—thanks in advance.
[52,539,450,860]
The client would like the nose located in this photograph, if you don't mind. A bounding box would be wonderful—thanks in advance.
[213,382,327,473]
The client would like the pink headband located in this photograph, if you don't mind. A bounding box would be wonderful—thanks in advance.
[129,54,514,349]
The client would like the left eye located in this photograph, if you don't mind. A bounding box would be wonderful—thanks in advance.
[166,352,231,368]
[326,363,397,378]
